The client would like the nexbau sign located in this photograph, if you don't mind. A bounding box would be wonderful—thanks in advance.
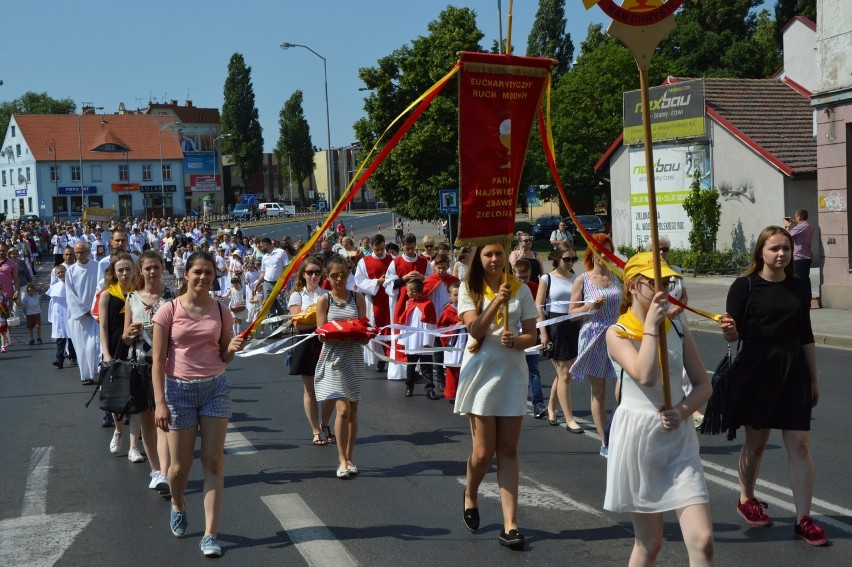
[623,79,705,143]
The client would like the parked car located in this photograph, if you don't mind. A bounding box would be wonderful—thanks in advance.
[19,214,42,223]
[532,215,563,240]
[258,202,285,217]
[567,215,607,237]
[597,214,612,235]
[229,204,255,220]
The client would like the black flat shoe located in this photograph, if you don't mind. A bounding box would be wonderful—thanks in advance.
[463,491,479,532]
[426,389,441,400]
[405,388,413,397]
[499,529,525,550]
[547,418,559,426]
[566,424,585,434]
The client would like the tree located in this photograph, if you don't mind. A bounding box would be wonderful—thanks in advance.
[526,0,574,81]
[0,92,75,140]
[774,0,817,48]
[275,90,315,205]
[354,7,483,220]
[221,53,264,197]
[547,24,667,214]
[682,170,722,253]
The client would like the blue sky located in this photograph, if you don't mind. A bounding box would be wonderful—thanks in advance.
[5,1,771,153]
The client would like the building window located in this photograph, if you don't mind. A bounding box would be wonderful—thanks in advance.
[91,165,102,182]
[28,197,33,212]
[71,165,81,182]
[51,166,60,182]
[10,126,15,137]
[1,171,5,186]
[119,164,129,181]
[16,144,21,157]
[142,164,152,181]
[162,164,171,181]
[26,167,31,182]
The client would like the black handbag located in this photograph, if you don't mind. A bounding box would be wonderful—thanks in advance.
[85,343,154,417]
[699,276,751,436]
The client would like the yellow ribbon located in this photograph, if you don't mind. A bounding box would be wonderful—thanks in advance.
[483,276,523,327]
[613,308,670,341]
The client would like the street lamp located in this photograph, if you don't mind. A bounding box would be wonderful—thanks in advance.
[77,106,103,215]
[158,121,181,219]
[280,41,333,208]
[46,138,57,216]
[212,133,231,208]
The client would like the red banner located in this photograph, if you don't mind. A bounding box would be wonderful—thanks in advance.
[457,52,552,246]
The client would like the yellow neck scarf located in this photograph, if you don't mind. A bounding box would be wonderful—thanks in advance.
[483,276,524,327]
[613,308,670,340]
[106,282,135,314]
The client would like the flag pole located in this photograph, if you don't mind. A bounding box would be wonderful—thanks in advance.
[607,16,677,409]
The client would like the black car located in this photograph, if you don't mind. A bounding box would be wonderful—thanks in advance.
[19,214,41,223]
[567,215,607,236]
[532,215,564,240]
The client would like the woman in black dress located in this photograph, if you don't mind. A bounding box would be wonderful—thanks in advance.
[720,226,827,546]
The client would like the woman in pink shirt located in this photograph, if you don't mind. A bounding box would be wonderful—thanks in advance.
[151,251,246,557]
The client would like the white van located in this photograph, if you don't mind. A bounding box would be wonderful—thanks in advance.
[258,203,285,217]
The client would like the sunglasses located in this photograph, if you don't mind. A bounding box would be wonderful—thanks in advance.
[561,256,579,263]
[424,245,434,249]
[328,271,349,280]
[660,247,670,253]
[304,269,321,276]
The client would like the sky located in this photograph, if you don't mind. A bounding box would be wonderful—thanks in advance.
[4,0,772,153]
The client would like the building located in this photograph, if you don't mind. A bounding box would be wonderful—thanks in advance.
[1,113,185,219]
[812,0,852,308]
[596,18,818,279]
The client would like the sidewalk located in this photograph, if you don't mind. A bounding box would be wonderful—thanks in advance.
[400,220,851,350]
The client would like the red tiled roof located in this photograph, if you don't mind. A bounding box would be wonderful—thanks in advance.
[14,114,184,162]
[144,103,220,125]
[594,77,816,177]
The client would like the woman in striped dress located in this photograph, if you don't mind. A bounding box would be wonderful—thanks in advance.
[569,234,622,457]
[314,255,367,479]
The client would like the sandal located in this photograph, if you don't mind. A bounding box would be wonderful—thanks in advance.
[312,433,326,446]
[321,425,336,444]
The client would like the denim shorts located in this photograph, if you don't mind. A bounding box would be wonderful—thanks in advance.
[165,373,232,430]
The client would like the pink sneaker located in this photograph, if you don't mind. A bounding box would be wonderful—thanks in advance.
[737,498,772,527]
[794,515,829,546]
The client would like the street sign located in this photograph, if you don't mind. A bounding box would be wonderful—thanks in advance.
[527,186,536,200]
[241,194,256,205]
[317,200,329,212]
[439,188,459,215]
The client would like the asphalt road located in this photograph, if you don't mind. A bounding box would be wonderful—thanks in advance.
[1,308,849,567]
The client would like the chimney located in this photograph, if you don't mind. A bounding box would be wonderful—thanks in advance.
[170,99,178,106]
[82,106,94,115]
[185,100,193,107]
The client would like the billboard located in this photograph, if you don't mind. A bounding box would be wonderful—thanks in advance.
[629,143,711,249]
[190,175,221,192]
[623,79,705,144]
[183,152,216,175]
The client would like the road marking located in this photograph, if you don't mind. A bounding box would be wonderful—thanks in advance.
[225,425,257,455]
[262,493,357,567]
[456,475,606,518]
[0,447,94,567]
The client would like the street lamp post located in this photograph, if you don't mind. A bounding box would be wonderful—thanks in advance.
[158,121,181,219]
[77,106,103,216]
[279,41,333,208]
[212,133,231,211]
[46,138,57,217]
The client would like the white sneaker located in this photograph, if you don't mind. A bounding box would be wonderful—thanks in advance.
[128,446,145,463]
[109,430,124,455]
[149,471,169,493]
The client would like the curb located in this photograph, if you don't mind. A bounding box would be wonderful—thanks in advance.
[686,317,852,350]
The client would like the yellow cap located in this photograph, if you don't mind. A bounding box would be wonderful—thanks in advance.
[623,251,682,282]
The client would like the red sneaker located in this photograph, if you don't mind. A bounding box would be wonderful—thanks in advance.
[794,515,829,546]
[737,498,772,526]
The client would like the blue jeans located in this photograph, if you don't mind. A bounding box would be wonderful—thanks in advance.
[526,353,543,407]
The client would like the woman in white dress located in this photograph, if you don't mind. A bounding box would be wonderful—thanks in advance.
[604,252,714,566]
[454,243,537,550]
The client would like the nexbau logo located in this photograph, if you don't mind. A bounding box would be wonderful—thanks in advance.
[632,159,681,175]
[634,90,691,113]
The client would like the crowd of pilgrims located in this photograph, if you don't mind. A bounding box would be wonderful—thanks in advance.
[0,215,827,560]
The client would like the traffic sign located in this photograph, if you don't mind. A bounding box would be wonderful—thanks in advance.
[439,188,459,215]
[241,194,256,205]
[317,200,329,212]
[527,186,536,200]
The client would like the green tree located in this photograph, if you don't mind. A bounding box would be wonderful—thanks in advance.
[774,0,817,44]
[547,24,667,214]
[354,7,483,220]
[1,92,76,140]
[275,90,315,205]
[682,170,722,253]
[221,53,264,197]
[526,0,574,81]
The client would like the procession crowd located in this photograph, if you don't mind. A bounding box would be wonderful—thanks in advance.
[0,213,827,561]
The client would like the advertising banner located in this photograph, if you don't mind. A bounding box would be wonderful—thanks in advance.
[456,52,552,245]
[83,207,116,222]
[58,186,97,195]
[140,185,177,193]
[623,79,705,144]
[190,175,221,192]
[183,152,216,175]
[629,143,711,249]
[111,183,140,192]
[15,189,27,197]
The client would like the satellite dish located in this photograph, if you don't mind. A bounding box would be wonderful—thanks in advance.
[3,146,13,158]
[18,174,27,185]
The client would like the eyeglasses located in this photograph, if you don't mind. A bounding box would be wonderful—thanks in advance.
[660,247,670,253]
[561,256,579,263]
[304,269,321,276]
[328,271,349,280]
[424,245,434,249]
[638,279,677,293]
